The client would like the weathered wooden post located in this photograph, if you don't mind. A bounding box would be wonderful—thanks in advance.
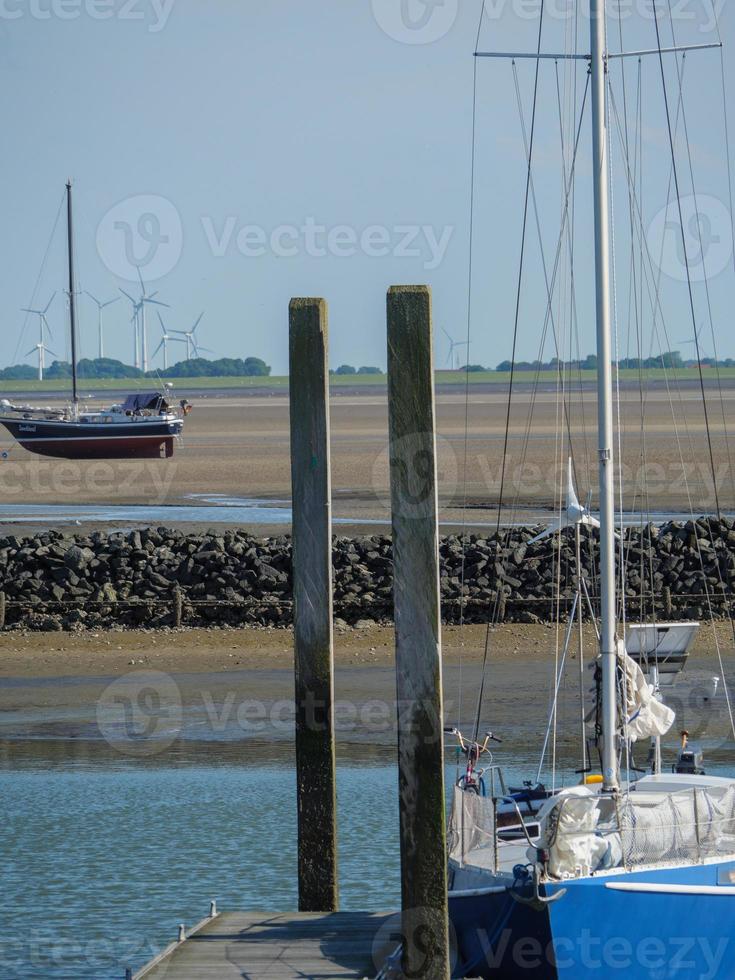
[387,285,450,980]
[289,297,339,913]
[0,591,5,630]
[663,585,673,619]
[173,586,183,628]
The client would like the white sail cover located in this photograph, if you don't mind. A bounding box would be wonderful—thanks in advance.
[617,639,675,742]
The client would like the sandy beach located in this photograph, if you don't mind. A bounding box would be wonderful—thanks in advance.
[0,384,733,534]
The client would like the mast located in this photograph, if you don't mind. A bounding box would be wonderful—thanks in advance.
[66,180,79,412]
[589,0,619,790]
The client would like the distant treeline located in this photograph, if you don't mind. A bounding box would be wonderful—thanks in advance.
[484,351,735,373]
[0,356,271,381]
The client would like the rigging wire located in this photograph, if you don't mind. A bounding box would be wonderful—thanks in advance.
[472,0,547,743]
[456,0,488,731]
[652,5,722,516]
[655,2,735,740]
[11,190,66,368]
[608,57,735,744]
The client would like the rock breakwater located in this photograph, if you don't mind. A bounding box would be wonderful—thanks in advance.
[0,517,733,631]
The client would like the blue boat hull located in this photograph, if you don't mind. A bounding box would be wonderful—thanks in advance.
[450,860,735,978]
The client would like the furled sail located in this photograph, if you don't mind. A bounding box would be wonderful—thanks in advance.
[617,639,675,742]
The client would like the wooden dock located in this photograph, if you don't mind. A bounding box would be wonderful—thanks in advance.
[133,910,396,979]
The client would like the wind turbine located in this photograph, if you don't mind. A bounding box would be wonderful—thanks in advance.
[152,312,185,371]
[26,341,57,382]
[85,292,119,359]
[171,313,213,360]
[135,268,169,374]
[119,270,168,372]
[529,458,601,544]
[441,327,469,371]
[21,294,56,354]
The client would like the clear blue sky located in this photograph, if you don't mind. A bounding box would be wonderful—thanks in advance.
[2,0,733,374]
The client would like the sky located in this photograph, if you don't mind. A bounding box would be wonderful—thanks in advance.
[1,0,733,375]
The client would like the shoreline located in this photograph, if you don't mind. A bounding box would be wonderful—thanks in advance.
[2,623,732,747]
[0,619,731,680]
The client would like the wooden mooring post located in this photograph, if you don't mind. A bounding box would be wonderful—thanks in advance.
[288,297,339,913]
[386,285,450,980]
[0,591,5,630]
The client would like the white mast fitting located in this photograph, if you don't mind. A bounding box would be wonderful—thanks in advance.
[589,0,618,792]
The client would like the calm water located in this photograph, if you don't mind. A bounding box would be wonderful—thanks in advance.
[2,735,734,979]
[0,738,537,980]
[0,496,725,528]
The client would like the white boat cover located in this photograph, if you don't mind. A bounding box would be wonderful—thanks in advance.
[536,783,735,879]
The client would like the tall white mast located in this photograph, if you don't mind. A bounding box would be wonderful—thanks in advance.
[589,0,619,791]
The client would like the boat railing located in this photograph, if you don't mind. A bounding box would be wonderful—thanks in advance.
[540,783,735,879]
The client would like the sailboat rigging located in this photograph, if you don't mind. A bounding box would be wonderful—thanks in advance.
[434,3,735,978]
[0,181,191,460]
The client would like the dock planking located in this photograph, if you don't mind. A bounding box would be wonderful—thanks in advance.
[134,910,395,979]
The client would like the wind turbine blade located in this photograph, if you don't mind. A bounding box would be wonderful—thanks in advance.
[85,291,101,307]
[120,289,136,304]
[20,308,40,315]
[157,311,167,333]
[42,293,56,314]
[136,266,146,294]
[152,340,165,357]
[169,329,188,337]
[528,520,564,545]
[566,457,582,513]
[101,297,120,309]
[143,298,169,308]
[25,347,37,357]
[191,313,204,333]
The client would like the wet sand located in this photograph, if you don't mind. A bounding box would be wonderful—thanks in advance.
[1,385,733,532]
[1,623,733,751]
